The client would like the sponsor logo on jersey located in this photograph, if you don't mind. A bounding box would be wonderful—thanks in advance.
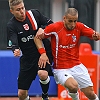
[66,34,71,36]
[59,44,75,48]
[21,37,27,42]
[23,24,29,30]
[21,35,34,42]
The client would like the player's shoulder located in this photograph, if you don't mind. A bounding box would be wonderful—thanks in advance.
[76,22,90,29]
[29,9,41,15]
[27,9,43,20]
[76,22,84,26]
[75,22,85,29]
[46,21,64,32]
[7,16,15,27]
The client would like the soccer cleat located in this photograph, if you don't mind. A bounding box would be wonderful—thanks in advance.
[42,93,49,100]
[42,97,49,100]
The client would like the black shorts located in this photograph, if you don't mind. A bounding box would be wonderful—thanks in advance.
[18,54,53,90]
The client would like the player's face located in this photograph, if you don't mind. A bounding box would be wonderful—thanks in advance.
[10,2,26,21]
[63,14,78,30]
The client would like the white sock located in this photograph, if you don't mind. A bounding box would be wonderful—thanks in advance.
[68,92,80,100]
[39,76,50,84]
[94,94,99,100]
[24,96,30,100]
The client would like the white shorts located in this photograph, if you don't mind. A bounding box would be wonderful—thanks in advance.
[53,63,93,89]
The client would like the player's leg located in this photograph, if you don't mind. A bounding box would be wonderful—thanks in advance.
[38,63,53,100]
[38,70,50,100]
[18,89,30,100]
[18,56,38,100]
[81,86,99,100]
[18,69,37,100]
[73,63,99,100]
[64,78,79,100]
[38,51,53,100]
[38,64,51,100]
[53,69,80,100]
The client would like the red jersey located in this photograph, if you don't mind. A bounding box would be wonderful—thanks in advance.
[44,22,94,69]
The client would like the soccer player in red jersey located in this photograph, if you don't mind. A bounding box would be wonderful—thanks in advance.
[34,8,100,100]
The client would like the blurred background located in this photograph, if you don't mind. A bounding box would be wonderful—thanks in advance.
[0,0,100,99]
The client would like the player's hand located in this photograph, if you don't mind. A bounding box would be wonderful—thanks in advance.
[13,49,21,57]
[38,53,50,68]
[92,32,100,41]
[35,28,44,39]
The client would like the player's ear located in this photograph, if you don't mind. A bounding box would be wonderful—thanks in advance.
[10,9,14,14]
[63,16,66,21]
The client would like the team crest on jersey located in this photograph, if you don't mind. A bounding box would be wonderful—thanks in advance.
[23,24,29,30]
[8,40,12,46]
[72,35,76,42]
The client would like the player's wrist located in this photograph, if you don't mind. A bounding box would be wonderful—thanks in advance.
[12,45,19,52]
[38,48,46,55]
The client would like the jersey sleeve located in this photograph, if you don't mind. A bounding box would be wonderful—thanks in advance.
[80,23,95,39]
[44,23,56,38]
[7,22,19,51]
[31,9,53,29]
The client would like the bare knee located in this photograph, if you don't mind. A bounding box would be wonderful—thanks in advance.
[38,70,48,80]
[64,77,78,93]
[68,83,78,93]
[18,89,28,100]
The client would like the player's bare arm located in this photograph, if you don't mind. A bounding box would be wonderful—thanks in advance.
[34,36,50,68]
[35,28,44,39]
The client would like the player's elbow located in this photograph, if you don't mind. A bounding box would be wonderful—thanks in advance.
[33,36,37,44]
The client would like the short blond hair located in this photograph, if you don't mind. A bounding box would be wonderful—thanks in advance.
[8,0,23,9]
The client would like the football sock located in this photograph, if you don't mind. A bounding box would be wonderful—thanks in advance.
[68,92,80,100]
[42,93,49,99]
[24,96,30,100]
[94,94,99,100]
[39,76,50,94]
